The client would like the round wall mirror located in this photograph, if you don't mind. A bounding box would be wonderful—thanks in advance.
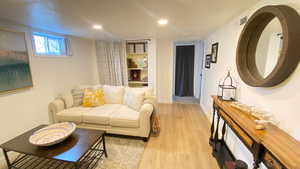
[236,5,300,87]
[255,18,282,78]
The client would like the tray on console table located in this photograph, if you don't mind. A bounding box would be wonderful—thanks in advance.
[210,96,300,169]
[0,125,108,169]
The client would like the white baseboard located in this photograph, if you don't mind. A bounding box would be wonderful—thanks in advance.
[199,102,212,123]
[158,97,173,104]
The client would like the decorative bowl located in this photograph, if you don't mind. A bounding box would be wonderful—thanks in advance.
[29,122,76,146]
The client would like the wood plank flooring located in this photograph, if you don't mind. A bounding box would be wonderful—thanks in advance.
[139,103,219,169]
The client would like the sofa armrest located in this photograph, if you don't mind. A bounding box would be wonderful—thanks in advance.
[138,103,154,138]
[48,99,65,123]
[144,96,158,110]
[140,103,154,117]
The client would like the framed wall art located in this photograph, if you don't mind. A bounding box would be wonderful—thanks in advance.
[0,29,33,93]
[205,54,211,69]
[211,42,219,63]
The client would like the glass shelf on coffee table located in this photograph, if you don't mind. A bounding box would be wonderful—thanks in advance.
[0,125,107,169]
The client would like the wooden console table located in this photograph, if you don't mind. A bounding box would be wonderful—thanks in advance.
[209,96,300,169]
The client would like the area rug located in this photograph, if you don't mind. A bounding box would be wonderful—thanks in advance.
[96,136,146,169]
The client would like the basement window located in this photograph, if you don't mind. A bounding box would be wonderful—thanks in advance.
[32,32,70,57]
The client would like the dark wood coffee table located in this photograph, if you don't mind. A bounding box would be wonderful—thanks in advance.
[0,125,107,169]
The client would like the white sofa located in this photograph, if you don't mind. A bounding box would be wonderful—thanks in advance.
[49,85,156,141]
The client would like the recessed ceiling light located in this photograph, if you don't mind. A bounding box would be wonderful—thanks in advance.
[158,19,168,25]
[93,25,103,30]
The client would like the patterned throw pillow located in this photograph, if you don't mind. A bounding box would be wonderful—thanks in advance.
[72,85,102,106]
[82,89,105,107]
[60,92,74,108]
[72,88,84,106]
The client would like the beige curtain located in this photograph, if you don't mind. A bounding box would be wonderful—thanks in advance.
[96,41,128,86]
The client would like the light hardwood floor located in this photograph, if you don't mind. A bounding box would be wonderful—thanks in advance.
[139,103,219,169]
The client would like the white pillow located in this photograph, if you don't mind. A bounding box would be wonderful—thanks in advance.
[123,88,145,111]
[60,92,74,108]
[103,85,124,104]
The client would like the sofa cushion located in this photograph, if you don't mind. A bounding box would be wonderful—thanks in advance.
[82,104,122,125]
[103,85,124,104]
[109,105,140,128]
[56,107,90,123]
[123,88,144,111]
[60,92,74,108]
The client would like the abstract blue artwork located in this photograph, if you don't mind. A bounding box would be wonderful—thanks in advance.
[0,30,33,93]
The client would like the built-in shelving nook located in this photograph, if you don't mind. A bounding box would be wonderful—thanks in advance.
[126,40,149,87]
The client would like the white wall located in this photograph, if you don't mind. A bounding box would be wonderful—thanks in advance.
[148,38,157,95]
[156,39,174,103]
[0,20,98,164]
[200,0,300,168]
[194,40,204,99]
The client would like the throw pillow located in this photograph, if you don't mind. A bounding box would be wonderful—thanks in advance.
[72,84,102,106]
[103,85,124,104]
[82,88,105,107]
[123,88,145,111]
[60,92,74,108]
[72,88,84,106]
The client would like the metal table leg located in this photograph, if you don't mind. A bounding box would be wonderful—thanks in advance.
[2,149,11,169]
[74,162,80,169]
[102,134,108,158]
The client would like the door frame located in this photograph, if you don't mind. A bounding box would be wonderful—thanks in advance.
[172,40,204,100]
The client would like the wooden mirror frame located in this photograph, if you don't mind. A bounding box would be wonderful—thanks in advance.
[236,5,300,87]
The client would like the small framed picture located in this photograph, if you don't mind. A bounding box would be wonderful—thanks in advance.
[205,54,211,69]
[211,42,219,63]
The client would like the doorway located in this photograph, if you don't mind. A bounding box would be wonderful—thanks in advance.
[175,45,195,96]
[172,41,204,104]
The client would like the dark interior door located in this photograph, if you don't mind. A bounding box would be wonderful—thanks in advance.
[175,45,195,97]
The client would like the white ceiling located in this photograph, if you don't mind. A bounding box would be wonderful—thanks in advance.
[0,0,259,40]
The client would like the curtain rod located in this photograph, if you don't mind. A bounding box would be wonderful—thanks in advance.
[126,39,151,42]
